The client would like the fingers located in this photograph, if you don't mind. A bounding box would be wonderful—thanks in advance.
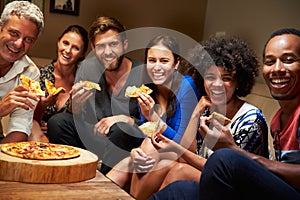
[198,116,210,138]
[132,149,156,173]
[14,85,39,102]
[134,158,156,173]
[93,118,111,136]
[3,89,39,112]
[137,92,154,106]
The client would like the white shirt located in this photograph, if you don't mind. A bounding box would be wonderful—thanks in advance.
[0,55,40,137]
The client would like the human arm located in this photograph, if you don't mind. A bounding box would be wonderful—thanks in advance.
[93,114,135,136]
[180,96,212,151]
[33,93,59,121]
[199,117,300,190]
[0,131,28,143]
[0,85,39,143]
[0,85,39,117]
[151,133,207,171]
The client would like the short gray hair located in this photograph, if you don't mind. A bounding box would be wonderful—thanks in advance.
[1,1,44,36]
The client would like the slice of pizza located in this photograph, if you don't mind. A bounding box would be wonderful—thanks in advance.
[20,74,45,96]
[207,112,232,125]
[125,84,153,97]
[45,79,66,95]
[138,121,159,137]
[80,80,101,91]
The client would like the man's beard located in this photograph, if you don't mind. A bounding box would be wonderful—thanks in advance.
[105,55,124,72]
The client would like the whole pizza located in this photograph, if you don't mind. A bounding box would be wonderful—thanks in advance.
[1,141,80,160]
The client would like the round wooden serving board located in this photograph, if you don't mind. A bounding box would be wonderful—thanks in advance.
[0,146,98,183]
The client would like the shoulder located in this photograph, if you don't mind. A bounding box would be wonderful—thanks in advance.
[180,75,201,98]
[234,102,266,122]
[18,56,40,81]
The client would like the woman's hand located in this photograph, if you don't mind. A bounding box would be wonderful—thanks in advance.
[130,148,156,173]
[39,93,59,109]
[192,96,212,118]
[198,116,238,151]
[137,92,158,121]
[151,133,182,154]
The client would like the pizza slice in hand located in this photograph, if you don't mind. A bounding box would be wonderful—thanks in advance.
[79,80,101,91]
[138,121,159,137]
[125,84,153,97]
[20,74,45,96]
[207,112,232,125]
[45,79,66,95]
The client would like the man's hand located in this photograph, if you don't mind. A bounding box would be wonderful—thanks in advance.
[93,116,116,136]
[93,115,132,136]
[0,85,39,117]
[69,81,93,114]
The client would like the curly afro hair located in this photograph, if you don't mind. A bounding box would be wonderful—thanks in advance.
[187,35,259,97]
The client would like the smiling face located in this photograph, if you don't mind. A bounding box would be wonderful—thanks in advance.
[204,66,237,106]
[57,31,85,66]
[146,44,179,88]
[0,15,38,66]
[93,29,127,71]
[263,34,300,100]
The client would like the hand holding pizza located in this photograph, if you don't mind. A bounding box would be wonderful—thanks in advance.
[137,92,159,121]
[0,85,39,117]
[38,93,59,109]
[69,81,94,114]
[198,116,237,151]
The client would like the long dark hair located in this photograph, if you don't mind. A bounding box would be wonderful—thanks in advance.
[58,25,89,62]
[144,35,182,118]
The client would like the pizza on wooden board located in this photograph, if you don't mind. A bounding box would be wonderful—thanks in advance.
[207,112,232,125]
[125,84,153,97]
[45,79,66,95]
[1,141,80,160]
[20,74,45,96]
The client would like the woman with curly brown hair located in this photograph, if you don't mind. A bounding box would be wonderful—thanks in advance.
[131,35,270,200]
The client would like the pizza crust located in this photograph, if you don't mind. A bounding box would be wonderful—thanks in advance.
[125,84,153,97]
[1,141,80,160]
[207,112,232,125]
[79,80,101,91]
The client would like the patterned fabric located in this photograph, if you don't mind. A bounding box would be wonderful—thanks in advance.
[230,105,269,157]
[39,62,71,122]
[199,102,269,158]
